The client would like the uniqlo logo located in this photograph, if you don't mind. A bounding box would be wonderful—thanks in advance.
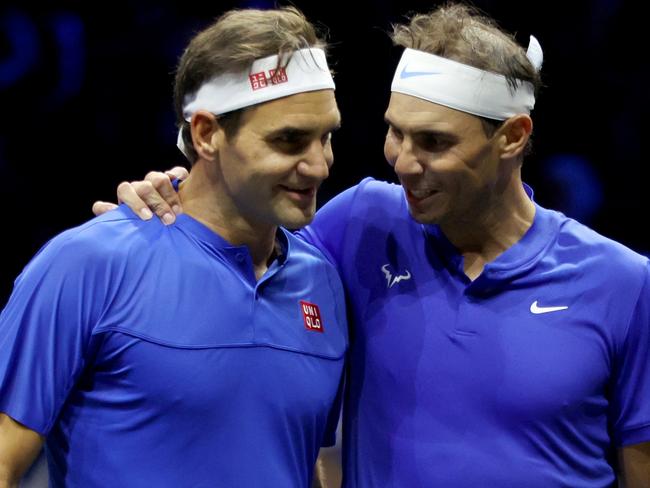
[249,68,289,90]
[300,301,324,333]
[268,68,288,84]
[249,72,268,90]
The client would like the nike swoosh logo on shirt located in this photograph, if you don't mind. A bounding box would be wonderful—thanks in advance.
[530,300,569,314]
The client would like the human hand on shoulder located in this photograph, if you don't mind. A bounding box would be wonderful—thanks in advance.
[91,166,188,225]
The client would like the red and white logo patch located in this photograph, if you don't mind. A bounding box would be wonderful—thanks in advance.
[249,67,289,91]
[300,300,324,333]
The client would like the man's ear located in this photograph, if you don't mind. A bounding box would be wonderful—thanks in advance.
[498,114,533,159]
[190,110,223,161]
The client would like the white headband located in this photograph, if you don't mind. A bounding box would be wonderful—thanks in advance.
[390,36,543,120]
[178,48,334,159]
[182,47,334,119]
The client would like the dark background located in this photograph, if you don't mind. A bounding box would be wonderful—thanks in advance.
[1,0,647,307]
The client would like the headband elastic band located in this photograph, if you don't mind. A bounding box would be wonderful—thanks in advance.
[390,38,541,120]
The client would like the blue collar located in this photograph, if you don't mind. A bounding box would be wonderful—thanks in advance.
[174,213,290,266]
[423,184,560,289]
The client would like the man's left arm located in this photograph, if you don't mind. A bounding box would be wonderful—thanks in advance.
[618,443,650,488]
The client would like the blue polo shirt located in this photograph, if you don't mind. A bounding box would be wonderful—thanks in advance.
[301,177,650,488]
[0,206,347,487]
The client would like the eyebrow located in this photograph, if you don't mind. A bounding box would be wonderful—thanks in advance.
[267,121,342,138]
[384,115,451,139]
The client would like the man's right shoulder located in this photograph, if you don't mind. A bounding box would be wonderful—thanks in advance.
[300,178,406,267]
[333,177,402,206]
[32,205,166,269]
[317,177,404,224]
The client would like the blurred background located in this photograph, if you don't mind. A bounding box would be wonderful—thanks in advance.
[1,0,647,306]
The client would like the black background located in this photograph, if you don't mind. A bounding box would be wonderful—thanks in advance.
[1,0,647,306]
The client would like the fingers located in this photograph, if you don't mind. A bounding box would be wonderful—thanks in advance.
[112,167,186,224]
[116,181,157,221]
[92,201,119,216]
[144,171,183,216]
[165,166,189,181]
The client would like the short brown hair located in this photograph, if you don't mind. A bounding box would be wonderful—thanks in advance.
[174,7,327,164]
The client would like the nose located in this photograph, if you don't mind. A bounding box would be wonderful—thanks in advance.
[297,140,332,181]
[388,137,423,177]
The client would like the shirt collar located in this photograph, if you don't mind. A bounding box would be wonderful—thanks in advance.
[173,213,290,265]
[423,184,560,285]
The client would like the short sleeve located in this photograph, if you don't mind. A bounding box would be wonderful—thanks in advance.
[0,232,106,435]
[612,261,650,446]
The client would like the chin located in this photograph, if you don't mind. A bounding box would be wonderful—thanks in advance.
[407,205,447,226]
[276,210,316,230]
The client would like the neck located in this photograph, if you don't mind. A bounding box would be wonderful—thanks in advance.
[179,161,278,280]
[440,174,535,280]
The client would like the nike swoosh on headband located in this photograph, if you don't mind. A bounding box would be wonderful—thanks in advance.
[399,65,441,79]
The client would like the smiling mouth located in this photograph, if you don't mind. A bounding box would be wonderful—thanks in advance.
[406,188,438,201]
[280,185,315,196]
[279,185,317,206]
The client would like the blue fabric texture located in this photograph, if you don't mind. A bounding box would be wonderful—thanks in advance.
[0,205,347,487]
[300,177,650,488]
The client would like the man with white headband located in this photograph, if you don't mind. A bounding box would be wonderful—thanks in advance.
[0,7,346,487]
[94,3,650,487]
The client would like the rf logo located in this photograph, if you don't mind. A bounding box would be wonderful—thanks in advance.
[300,300,324,333]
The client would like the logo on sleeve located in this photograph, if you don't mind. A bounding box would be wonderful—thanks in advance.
[300,300,324,333]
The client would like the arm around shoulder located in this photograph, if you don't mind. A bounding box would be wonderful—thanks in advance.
[0,413,44,488]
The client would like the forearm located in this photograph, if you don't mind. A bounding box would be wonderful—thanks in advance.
[0,450,23,488]
[0,413,44,488]
[0,473,18,488]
